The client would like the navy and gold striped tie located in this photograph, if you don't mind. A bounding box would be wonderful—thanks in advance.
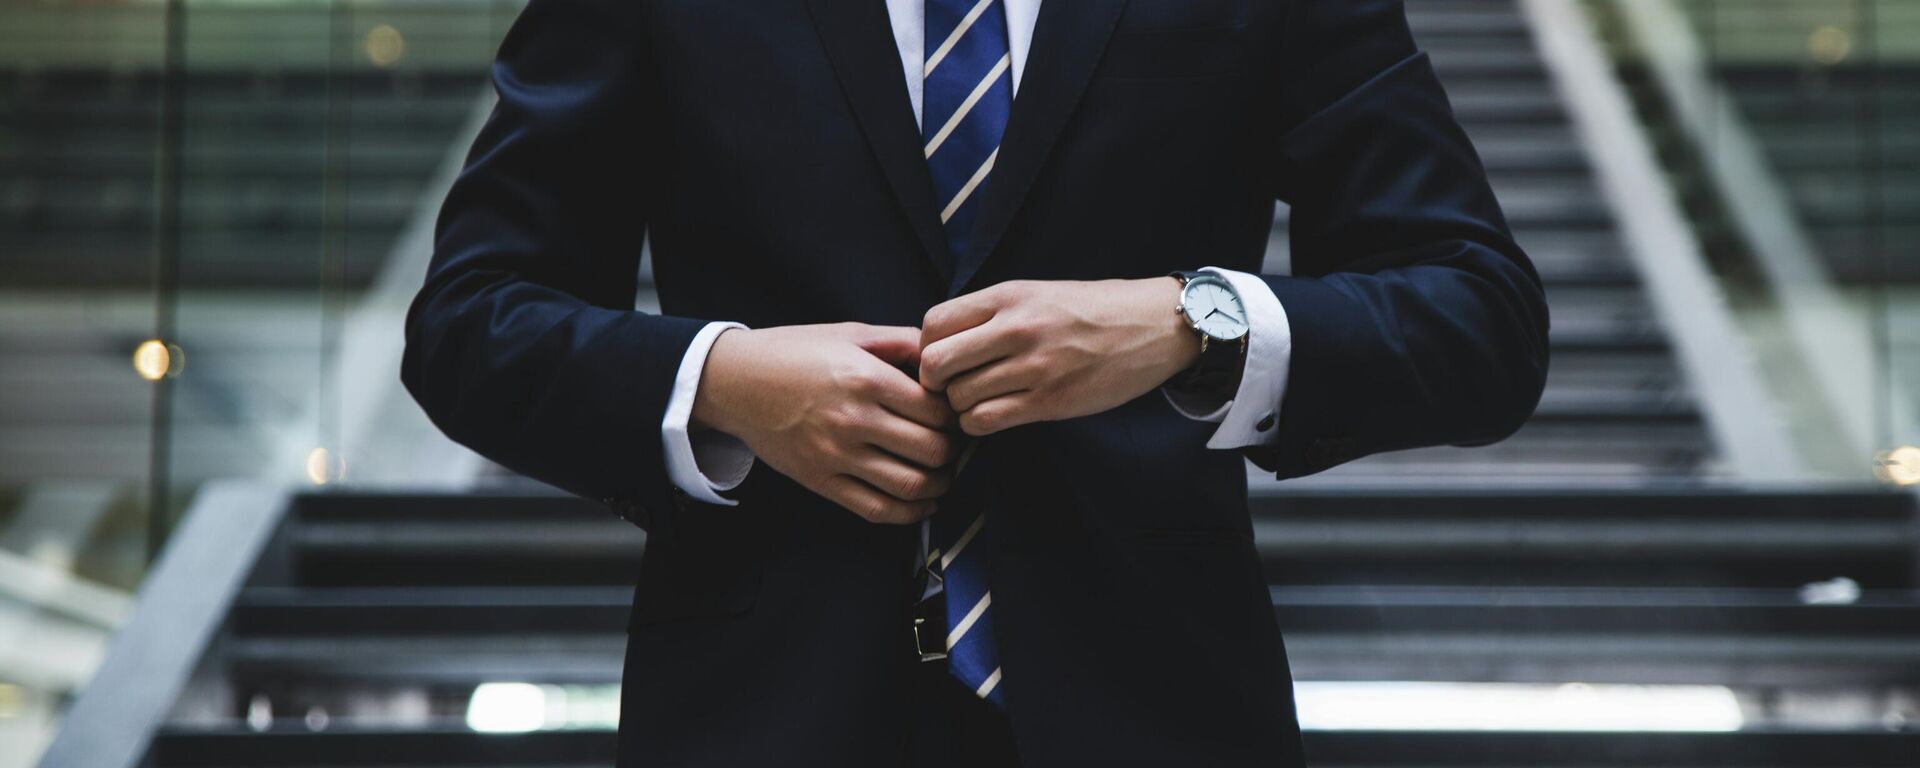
[922,0,1012,708]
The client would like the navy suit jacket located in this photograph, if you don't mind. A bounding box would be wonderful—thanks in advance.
[402,0,1549,765]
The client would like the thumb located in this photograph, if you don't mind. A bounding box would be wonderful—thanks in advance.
[854,325,924,370]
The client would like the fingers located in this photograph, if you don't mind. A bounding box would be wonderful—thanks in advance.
[920,319,1021,392]
[847,447,953,501]
[820,474,938,525]
[944,359,1037,413]
[859,414,960,469]
[865,366,957,429]
[921,286,1010,346]
[843,324,957,428]
[959,391,1042,437]
[853,324,925,370]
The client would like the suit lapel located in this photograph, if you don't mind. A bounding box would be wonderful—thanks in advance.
[949,0,1130,296]
[806,0,955,281]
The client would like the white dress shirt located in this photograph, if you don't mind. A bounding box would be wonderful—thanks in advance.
[660,0,1292,504]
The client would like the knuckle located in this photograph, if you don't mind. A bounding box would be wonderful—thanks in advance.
[919,349,946,380]
[1021,313,1052,338]
[974,404,1013,434]
[896,471,930,500]
[945,383,973,411]
[847,370,885,398]
[923,306,952,333]
[855,496,889,522]
[1030,350,1059,374]
[820,405,855,432]
[975,412,1000,434]
[1002,316,1039,344]
[924,437,954,467]
[803,432,835,458]
[959,412,987,436]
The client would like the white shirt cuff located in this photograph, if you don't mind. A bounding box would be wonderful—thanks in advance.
[1161,267,1292,450]
[661,321,756,506]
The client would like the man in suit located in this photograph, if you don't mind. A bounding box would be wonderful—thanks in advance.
[402,0,1549,764]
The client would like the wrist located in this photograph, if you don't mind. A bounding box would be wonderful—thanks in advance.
[1139,277,1202,378]
[690,326,750,435]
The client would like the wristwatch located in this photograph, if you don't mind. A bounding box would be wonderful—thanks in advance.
[1166,270,1249,400]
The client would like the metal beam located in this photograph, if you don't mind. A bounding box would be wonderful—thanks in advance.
[35,483,289,768]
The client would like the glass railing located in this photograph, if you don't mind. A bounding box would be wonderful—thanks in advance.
[1,2,172,763]
[1597,0,1918,482]
[0,2,521,765]
[159,0,517,519]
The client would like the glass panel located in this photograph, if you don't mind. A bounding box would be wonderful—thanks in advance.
[0,0,171,764]
[1,1,520,763]
[1602,0,1916,484]
[1688,0,1913,472]
[163,0,514,519]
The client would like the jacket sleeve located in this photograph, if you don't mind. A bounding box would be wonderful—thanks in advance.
[400,0,706,520]
[1245,0,1552,478]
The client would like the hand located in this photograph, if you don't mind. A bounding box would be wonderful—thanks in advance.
[920,279,1201,436]
[693,323,960,524]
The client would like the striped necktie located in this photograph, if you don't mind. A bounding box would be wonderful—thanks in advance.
[928,445,1004,707]
[923,0,1013,260]
[922,0,1012,707]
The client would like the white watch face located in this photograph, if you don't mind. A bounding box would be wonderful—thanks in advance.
[1181,277,1249,341]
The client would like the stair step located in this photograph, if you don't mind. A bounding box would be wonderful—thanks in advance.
[145,728,1920,768]
[209,583,1920,689]
[275,491,1915,591]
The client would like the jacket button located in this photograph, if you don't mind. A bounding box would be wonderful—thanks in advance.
[1256,412,1276,432]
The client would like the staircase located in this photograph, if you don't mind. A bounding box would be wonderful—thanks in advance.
[42,487,1920,767]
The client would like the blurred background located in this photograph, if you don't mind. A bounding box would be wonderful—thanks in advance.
[1,0,1917,766]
